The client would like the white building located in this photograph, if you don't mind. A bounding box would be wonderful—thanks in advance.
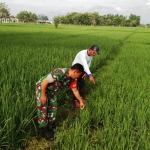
[0,17,19,23]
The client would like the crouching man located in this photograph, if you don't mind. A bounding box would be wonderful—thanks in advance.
[36,63,85,141]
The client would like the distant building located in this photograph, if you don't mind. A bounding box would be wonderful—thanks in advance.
[0,17,19,23]
[0,17,53,24]
[38,20,53,24]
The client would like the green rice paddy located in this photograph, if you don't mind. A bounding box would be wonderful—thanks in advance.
[0,24,150,150]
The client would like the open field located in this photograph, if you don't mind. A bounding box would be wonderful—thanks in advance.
[0,24,150,150]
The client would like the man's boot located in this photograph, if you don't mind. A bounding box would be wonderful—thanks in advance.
[51,123,56,132]
[41,127,54,141]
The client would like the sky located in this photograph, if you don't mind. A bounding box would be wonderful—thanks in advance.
[3,0,150,24]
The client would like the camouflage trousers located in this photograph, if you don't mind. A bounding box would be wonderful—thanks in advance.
[36,84,57,130]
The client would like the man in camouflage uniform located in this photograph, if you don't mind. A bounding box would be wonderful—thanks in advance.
[36,63,85,141]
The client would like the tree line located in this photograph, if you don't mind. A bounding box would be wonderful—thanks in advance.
[16,11,48,23]
[0,2,48,24]
[1,2,150,28]
[54,12,141,27]
[0,2,10,25]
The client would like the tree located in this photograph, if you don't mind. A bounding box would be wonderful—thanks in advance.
[0,2,10,25]
[17,11,38,23]
[59,15,69,24]
[146,24,150,28]
[28,12,38,22]
[17,11,29,22]
[129,14,140,27]
[66,12,76,24]
[120,15,126,26]
[90,12,100,26]
[38,14,48,23]
[100,15,107,26]
[80,13,91,25]
[54,12,141,27]
[53,16,60,28]
[130,20,137,27]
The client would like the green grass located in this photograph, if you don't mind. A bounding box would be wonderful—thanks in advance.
[0,23,150,150]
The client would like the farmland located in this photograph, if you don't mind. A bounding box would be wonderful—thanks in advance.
[0,24,150,150]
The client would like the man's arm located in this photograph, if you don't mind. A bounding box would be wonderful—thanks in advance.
[40,73,55,105]
[40,68,65,105]
[71,88,85,109]
[40,78,51,105]
[89,75,95,84]
[79,55,91,75]
[79,55,95,84]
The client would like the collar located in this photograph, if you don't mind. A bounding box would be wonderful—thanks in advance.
[87,50,90,56]
[66,69,71,79]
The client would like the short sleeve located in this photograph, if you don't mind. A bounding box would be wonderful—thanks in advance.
[51,68,66,81]
[47,74,55,82]
[69,80,77,89]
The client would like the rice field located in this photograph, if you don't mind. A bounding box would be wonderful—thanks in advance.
[0,24,150,150]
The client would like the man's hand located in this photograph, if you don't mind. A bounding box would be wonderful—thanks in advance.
[40,95,47,105]
[40,78,51,105]
[80,99,85,109]
[72,88,85,109]
[75,99,85,109]
[89,76,95,84]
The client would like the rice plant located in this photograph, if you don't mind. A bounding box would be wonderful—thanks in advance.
[0,24,150,149]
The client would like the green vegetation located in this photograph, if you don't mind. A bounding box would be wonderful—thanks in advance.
[0,24,150,150]
[53,16,60,28]
[57,12,140,27]
[16,11,38,23]
[0,2,10,25]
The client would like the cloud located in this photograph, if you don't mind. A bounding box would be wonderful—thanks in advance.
[146,0,150,5]
[114,7,122,11]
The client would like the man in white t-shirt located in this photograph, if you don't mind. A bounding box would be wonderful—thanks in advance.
[72,45,100,107]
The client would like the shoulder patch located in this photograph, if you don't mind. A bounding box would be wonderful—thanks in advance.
[69,80,77,89]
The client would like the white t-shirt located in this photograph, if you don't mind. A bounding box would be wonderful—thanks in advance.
[72,50,93,75]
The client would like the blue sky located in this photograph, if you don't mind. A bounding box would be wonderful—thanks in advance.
[4,0,150,24]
